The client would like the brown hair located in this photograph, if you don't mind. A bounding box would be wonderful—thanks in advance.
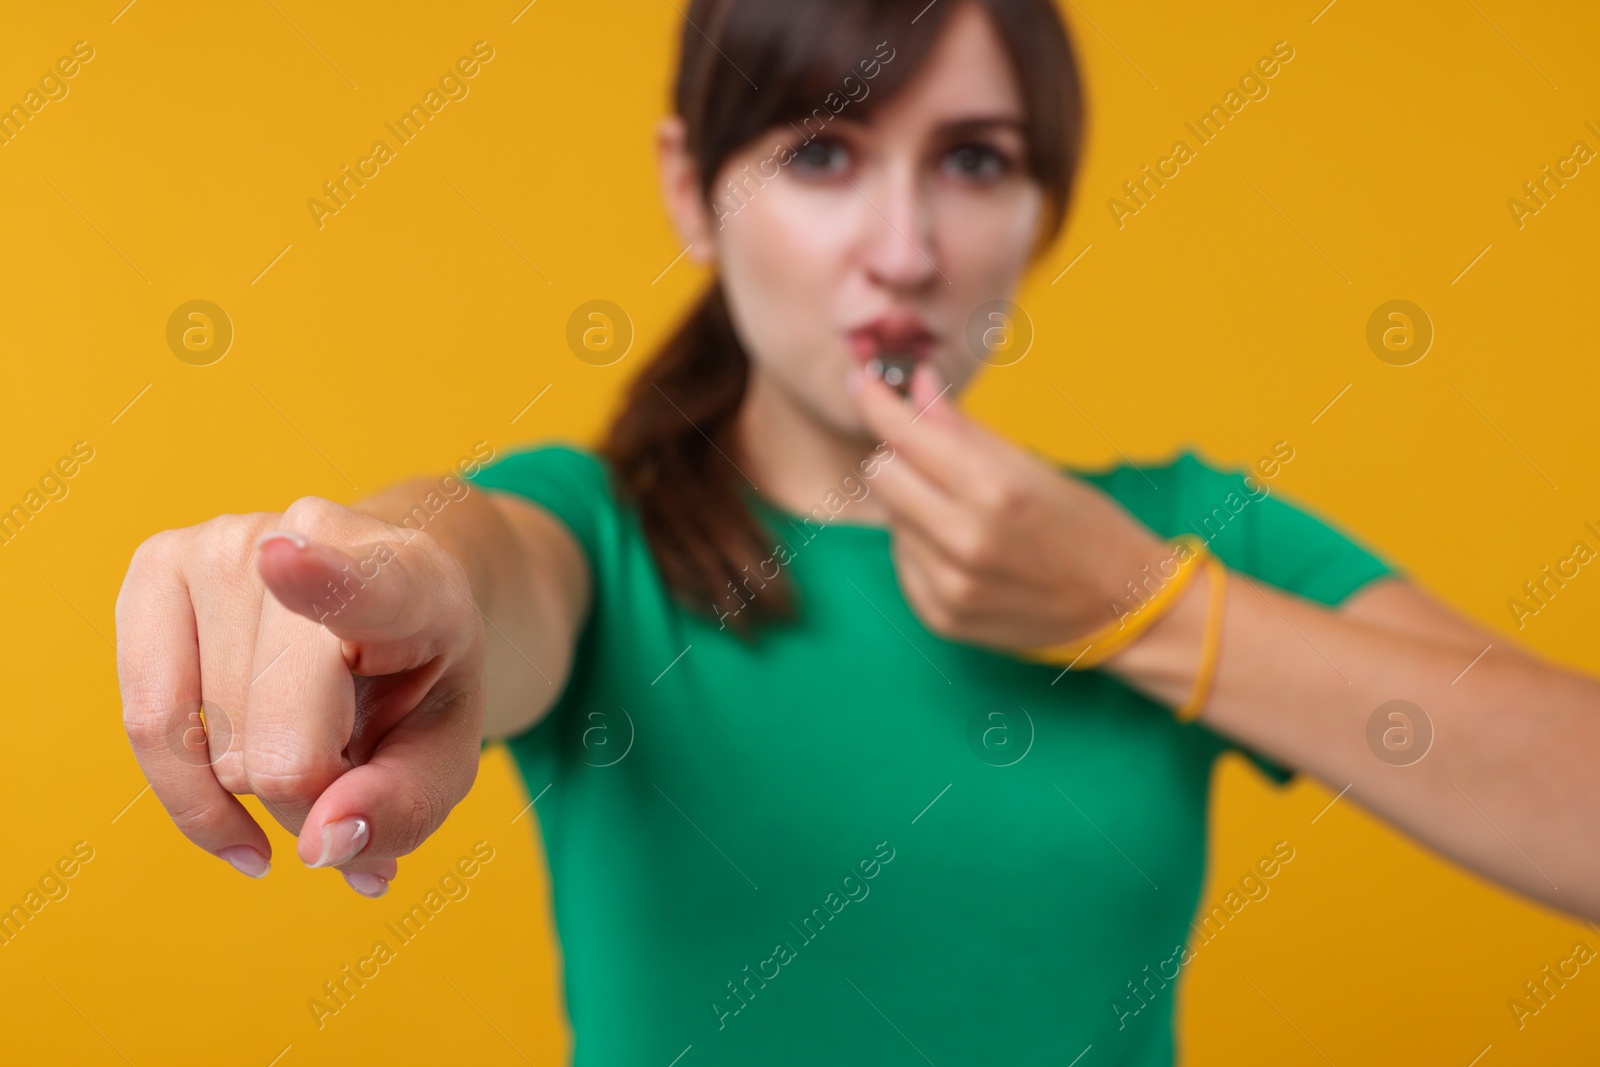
[600,0,1085,634]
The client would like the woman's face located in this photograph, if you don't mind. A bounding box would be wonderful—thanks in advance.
[660,1,1045,441]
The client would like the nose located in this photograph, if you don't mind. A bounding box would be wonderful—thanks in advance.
[858,159,942,293]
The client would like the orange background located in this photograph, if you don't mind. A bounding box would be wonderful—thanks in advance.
[1,0,1596,1062]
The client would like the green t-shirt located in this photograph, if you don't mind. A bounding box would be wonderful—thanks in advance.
[467,443,1397,1066]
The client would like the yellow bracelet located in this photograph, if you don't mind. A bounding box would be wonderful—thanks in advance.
[1016,534,1212,670]
[1174,558,1228,722]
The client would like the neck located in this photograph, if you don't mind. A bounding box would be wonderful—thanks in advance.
[735,366,890,526]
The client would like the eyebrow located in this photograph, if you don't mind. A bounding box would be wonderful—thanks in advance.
[936,116,1027,137]
[774,112,1024,146]
[788,113,1027,139]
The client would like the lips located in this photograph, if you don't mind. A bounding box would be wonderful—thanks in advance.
[846,313,937,364]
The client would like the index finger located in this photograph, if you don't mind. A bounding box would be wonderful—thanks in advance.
[115,536,274,878]
[256,522,476,679]
[256,528,424,645]
[851,360,998,496]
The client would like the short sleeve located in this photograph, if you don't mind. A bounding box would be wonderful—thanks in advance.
[1177,448,1404,784]
[463,441,612,569]
[1074,447,1404,787]
[1168,449,1402,607]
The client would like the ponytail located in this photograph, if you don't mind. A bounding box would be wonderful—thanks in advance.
[599,283,796,634]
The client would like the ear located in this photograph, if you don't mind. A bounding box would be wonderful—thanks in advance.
[655,116,717,265]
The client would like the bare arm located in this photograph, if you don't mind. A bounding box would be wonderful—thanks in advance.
[844,359,1600,920]
[1103,568,1600,921]
[843,360,1600,919]
[350,475,591,742]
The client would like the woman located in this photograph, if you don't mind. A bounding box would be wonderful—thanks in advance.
[114,0,1600,1063]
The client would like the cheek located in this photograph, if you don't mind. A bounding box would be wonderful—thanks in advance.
[720,187,858,319]
[938,187,1041,295]
[931,187,1041,376]
[717,186,860,374]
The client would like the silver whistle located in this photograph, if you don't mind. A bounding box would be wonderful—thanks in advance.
[865,351,917,400]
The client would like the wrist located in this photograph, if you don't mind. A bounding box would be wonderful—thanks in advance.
[1016,535,1212,670]
[1094,533,1195,626]
[1100,553,1227,716]
[1101,561,1206,668]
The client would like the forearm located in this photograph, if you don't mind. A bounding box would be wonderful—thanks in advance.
[350,476,574,741]
[1103,564,1600,921]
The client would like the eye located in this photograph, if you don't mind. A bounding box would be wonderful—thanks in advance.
[791,137,851,178]
[941,143,1012,182]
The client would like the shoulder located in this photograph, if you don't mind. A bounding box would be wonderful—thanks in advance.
[1065,442,1240,489]
[467,440,611,489]
[466,440,618,505]
[465,440,626,564]
[1062,444,1400,608]
[1063,444,1253,537]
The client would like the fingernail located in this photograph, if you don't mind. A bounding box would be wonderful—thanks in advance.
[846,366,863,395]
[308,816,370,868]
[342,871,389,898]
[256,529,307,551]
[218,845,271,879]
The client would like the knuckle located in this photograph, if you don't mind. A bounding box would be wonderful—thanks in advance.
[934,563,970,603]
[248,762,336,809]
[973,477,1007,512]
[417,538,482,636]
[950,523,994,570]
[194,703,241,766]
[923,600,958,637]
[396,528,443,583]
[909,580,956,634]
[401,788,437,845]
[197,516,268,587]
[220,516,267,571]
[213,759,248,795]
[399,748,479,851]
[128,527,180,570]
[397,522,439,554]
[976,476,1024,520]
[121,707,172,754]
[169,797,225,840]
[943,578,981,624]
[411,527,459,584]
[282,495,344,532]
[116,530,180,622]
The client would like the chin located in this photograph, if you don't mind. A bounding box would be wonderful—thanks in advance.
[750,358,875,445]
[817,398,871,441]
[809,389,877,445]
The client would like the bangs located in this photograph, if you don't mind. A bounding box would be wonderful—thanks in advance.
[676,0,962,186]
[673,0,1084,243]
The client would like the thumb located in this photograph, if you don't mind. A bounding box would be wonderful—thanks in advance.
[850,359,994,493]
[297,686,483,880]
[850,357,960,441]
[905,359,959,424]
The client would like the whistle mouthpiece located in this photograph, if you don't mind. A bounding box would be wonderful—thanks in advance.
[865,352,918,399]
